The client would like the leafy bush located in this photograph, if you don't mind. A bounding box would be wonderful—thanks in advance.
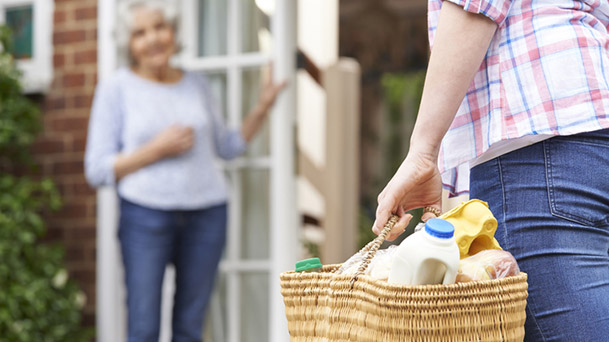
[0,28,41,162]
[0,25,93,341]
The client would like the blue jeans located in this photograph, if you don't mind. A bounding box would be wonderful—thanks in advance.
[118,199,227,342]
[470,129,609,342]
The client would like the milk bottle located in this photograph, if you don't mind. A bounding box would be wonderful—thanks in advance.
[387,218,460,285]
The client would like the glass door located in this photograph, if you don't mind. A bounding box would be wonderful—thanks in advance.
[180,1,296,341]
[96,1,297,341]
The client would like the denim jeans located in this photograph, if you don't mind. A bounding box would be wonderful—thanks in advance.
[118,198,227,342]
[470,129,609,342]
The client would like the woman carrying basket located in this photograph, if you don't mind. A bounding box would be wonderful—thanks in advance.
[374,1,609,341]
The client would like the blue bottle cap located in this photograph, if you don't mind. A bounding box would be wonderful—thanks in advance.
[424,218,455,239]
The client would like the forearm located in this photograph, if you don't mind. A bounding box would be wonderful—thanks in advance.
[113,143,163,181]
[241,105,268,142]
[410,1,498,158]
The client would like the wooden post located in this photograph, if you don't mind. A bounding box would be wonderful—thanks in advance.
[321,58,361,264]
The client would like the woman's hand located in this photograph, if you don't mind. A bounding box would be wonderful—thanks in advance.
[371,3,498,241]
[241,63,288,142]
[373,151,443,241]
[258,63,288,112]
[113,124,194,182]
[149,124,195,158]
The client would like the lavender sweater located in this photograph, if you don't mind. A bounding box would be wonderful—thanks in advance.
[85,68,246,210]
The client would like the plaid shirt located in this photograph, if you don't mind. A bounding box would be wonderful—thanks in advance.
[429,0,609,195]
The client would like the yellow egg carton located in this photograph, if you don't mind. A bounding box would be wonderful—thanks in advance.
[439,199,502,259]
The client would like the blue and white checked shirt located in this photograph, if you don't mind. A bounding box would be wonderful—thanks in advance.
[429,0,609,195]
[85,68,247,210]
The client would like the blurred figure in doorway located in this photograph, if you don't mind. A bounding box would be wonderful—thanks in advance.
[85,1,286,341]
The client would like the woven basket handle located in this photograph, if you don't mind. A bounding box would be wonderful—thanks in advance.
[350,215,398,285]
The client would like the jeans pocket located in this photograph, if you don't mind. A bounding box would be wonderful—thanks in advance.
[544,137,609,226]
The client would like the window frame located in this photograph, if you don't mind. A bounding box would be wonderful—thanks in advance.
[0,0,53,93]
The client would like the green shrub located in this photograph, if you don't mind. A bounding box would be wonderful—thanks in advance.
[357,71,427,249]
[0,28,41,162]
[0,25,93,341]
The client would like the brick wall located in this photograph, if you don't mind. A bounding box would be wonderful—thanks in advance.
[31,0,99,327]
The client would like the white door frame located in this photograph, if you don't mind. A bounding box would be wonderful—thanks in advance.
[96,1,124,341]
[96,1,298,341]
[269,1,298,341]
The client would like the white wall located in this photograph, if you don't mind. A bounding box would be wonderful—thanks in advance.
[296,0,338,227]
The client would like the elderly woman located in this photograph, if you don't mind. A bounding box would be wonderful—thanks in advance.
[84,1,285,341]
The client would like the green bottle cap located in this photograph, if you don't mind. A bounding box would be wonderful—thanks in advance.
[295,258,322,272]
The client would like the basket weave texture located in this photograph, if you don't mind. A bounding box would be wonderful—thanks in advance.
[280,216,528,342]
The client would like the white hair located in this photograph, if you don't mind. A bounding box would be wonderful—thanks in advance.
[115,0,181,66]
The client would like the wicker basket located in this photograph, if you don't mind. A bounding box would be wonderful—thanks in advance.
[280,216,528,342]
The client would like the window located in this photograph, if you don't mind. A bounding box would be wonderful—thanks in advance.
[0,0,53,93]
[5,5,33,59]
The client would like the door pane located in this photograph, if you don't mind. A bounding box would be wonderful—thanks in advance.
[239,168,270,259]
[240,272,269,342]
[203,71,228,120]
[199,0,228,56]
[241,0,271,53]
[203,273,227,341]
[242,67,270,157]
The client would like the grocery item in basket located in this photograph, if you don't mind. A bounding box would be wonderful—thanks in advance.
[295,258,323,272]
[455,249,520,283]
[388,218,460,285]
[336,245,398,280]
[439,199,503,258]
[368,245,397,280]
[280,214,529,342]
[336,251,363,275]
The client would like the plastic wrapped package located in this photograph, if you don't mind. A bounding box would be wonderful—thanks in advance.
[456,249,520,283]
[336,251,364,275]
[368,245,398,280]
[336,246,398,280]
